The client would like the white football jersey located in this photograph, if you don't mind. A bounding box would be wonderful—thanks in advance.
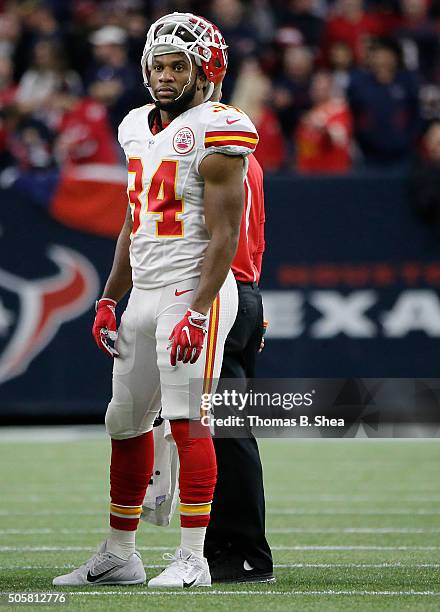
[118,101,259,289]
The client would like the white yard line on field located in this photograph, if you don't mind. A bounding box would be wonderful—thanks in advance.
[0,426,106,442]
[0,511,101,516]
[270,546,440,551]
[273,563,440,568]
[66,589,440,597]
[3,508,440,517]
[269,509,440,515]
[5,494,440,506]
[0,546,173,552]
[268,527,440,534]
[0,564,167,570]
[6,488,440,502]
[2,430,439,443]
[1,527,440,536]
[2,545,440,552]
[2,563,440,571]
[267,495,440,503]
[0,564,165,570]
[0,495,107,503]
[1,429,439,446]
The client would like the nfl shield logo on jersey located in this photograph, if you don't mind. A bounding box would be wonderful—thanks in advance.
[173,127,195,154]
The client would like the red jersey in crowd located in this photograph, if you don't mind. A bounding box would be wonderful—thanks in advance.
[51,99,126,237]
[295,98,353,174]
[56,98,119,167]
[252,107,285,172]
[232,154,266,283]
[320,13,386,64]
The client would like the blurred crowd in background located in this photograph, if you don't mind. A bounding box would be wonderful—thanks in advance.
[1,0,440,179]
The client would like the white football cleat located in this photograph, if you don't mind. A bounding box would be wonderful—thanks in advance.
[148,547,211,588]
[52,540,146,586]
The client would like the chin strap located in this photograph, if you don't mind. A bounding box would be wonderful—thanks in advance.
[174,51,193,102]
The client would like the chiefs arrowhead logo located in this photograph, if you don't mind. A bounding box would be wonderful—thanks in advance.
[0,245,98,385]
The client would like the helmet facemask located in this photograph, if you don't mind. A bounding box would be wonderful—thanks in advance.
[142,13,228,104]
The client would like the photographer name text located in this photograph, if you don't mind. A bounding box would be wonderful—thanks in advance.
[201,415,345,428]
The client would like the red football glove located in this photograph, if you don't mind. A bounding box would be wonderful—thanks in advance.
[92,298,119,358]
[168,309,208,366]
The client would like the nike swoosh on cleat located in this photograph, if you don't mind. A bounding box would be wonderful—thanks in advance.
[183,578,198,588]
[175,289,193,296]
[243,560,255,571]
[86,566,119,583]
[226,118,240,124]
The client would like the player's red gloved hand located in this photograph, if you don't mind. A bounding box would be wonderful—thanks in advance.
[168,309,208,366]
[92,298,119,358]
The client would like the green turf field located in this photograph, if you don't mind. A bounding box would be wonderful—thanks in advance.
[1,431,440,610]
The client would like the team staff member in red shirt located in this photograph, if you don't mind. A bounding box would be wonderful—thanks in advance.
[204,151,274,583]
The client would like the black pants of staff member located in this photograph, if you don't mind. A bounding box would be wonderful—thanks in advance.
[205,281,273,573]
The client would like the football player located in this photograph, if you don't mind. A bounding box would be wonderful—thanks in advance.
[53,12,258,589]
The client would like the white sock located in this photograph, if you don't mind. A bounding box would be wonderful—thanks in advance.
[107,528,136,560]
[181,527,206,559]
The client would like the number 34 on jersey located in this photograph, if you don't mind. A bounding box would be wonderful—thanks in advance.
[128,158,183,238]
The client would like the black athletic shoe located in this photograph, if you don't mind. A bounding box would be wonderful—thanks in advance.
[208,552,275,584]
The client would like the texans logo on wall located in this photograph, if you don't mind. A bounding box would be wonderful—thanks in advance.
[0,192,117,414]
[0,245,98,385]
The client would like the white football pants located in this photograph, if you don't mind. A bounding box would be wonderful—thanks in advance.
[105,270,238,439]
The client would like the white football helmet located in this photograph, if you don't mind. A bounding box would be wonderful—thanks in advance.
[141,12,228,102]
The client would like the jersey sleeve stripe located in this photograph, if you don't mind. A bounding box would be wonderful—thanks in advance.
[205,135,258,144]
[205,138,257,149]
[205,130,259,139]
